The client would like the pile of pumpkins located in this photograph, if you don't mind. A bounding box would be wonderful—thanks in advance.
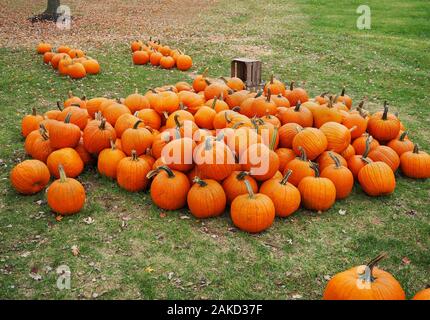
[10,72,430,300]
[37,42,101,79]
[131,38,193,71]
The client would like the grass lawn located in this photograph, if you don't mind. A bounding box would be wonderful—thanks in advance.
[0,0,429,299]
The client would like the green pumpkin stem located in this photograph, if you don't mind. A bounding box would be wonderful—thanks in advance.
[244,180,255,199]
[39,124,49,140]
[280,169,292,185]
[133,120,142,129]
[193,176,207,187]
[309,161,320,177]
[64,112,72,124]
[58,164,67,183]
[361,252,388,283]
[211,96,218,110]
[56,101,64,111]
[341,87,346,97]
[362,135,372,158]
[254,90,263,98]
[266,88,272,102]
[269,127,278,151]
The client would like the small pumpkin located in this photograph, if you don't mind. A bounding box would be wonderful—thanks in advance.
[136,108,162,130]
[121,120,154,156]
[263,75,286,96]
[21,107,43,137]
[283,147,315,186]
[192,69,209,92]
[386,131,414,156]
[117,150,151,191]
[132,50,150,65]
[276,148,296,173]
[358,161,396,196]
[47,164,86,215]
[187,177,226,219]
[47,147,84,178]
[284,81,309,106]
[10,160,50,195]
[102,102,131,126]
[352,134,380,155]
[25,125,53,162]
[98,140,126,179]
[400,144,430,179]
[317,151,347,172]
[124,89,150,113]
[320,152,354,200]
[37,42,52,54]
[278,123,303,149]
[176,53,193,71]
[367,102,400,142]
[222,171,258,204]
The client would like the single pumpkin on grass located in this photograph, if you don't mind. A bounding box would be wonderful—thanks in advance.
[230,180,275,233]
[176,53,193,71]
[260,169,301,217]
[47,147,84,178]
[117,150,151,192]
[10,160,50,195]
[98,140,126,179]
[400,144,430,179]
[147,165,190,210]
[321,152,354,200]
[323,253,406,300]
[132,50,150,65]
[187,177,226,219]
[37,42,52,54]
[47,164,85,216]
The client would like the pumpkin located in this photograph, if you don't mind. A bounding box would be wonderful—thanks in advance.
[151,130,174,159]
[37,42,52,54]
[102,102,131,126]
[21,107,43,137]
[260,169,301,217]
[47,148,84,178]
[284,81,309,106]
[114,113,141,137]
[75,138,92,165]
[279,102,313,127]
[204,81,230,101]
[347,136,373,180]
[187,177,226,218]
[67,49,85,58]
[400,144,430,179]
[67,62,87,79]
[147,166,190,210]
[319,122,351,153]
[51,53,68,69]
[220,76,245,91]
[241,91,277,117]
[323,253,406,300]
[194,105,216,130]
[387,131,414,156]
[98,140,126,179]
[194,136,235,181]
[230,180,275,233]
[263,75,286,96]
[312,97,343,128]
[192,69,209,92]
[222,171,258,204]
[132,50,150,65]
[261,114,281,128]
[47,164,85,215]
[321,152,354,200]
[317,151,347,172]
[298,162,336,212]
[25,125,53,162]
[283,147,315,186]
[279,123,302,148]
[342,109,368,139]
[136,108,162,130]
[43,51,55,64]
[121,120,154,156]
[58,55,72,75]
[337,87,352,109]
[117,150,151,191]
[205,96,229,113]
[131,40,143,52]
[83,117,117,154]
[412,287,430,300]
[150,91,180,115]
[292,127,328,160]
[352,134,380,155]
[358,161,396,196]
[176,54,193,71]
[367,102,400,142]
[57,106,88,130]
[341,144,355,160]
[85,97,108,119]
[166,109,195,129]
[227,126,260,157]
[149,51,163,66]
[161,133,196,172]
[49,113,81,150]
[160,55,176,69]
[178,90,205,114]
[225,90,251,109]
[276,148,296,173]
[10,160,50,195]
[124,89,150,113]
[368,146,400,172]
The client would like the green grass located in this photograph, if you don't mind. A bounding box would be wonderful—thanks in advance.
[0,0,429,299]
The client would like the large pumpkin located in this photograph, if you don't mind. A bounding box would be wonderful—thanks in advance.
[319,122,351,154]
[222,171,258,204]
[292,127,328,161]
[49,113,81,150]
[116,150,151,192]
[358,161,396,196]
[83,117,117,155]
[47,148,84,178]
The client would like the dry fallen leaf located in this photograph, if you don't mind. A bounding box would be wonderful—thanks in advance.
[159,212,167,218]
[402,257,411,265]
[29,272,42,281]
[144,266,154,273]
[55,215,63,222]
[71,245,80,256]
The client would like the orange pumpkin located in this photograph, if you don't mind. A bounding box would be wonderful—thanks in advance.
[47,148,84,179]
[400,144,430,179]
[319,122,351,154]
[368,146,400,172]
[367,102,400,142]
[10,160,50,195]
[386,131,414,156]
[98,140,126,179]
[320,152,354,200]
[358,161,396,196]
[121,120,154,156]
[187,177,226,218]
[292,127,328,160]
[21,107,43,137]
[117,150,151,192]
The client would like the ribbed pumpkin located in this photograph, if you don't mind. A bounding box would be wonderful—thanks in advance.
[260,170,301,217]
[161,133,196,172]
[358,161,396,196]
[400,144,430,179]
[321,152,354,200]
[136,108,162,130]
[187,177,226,218]
[57,106,88,130]
[292,127,328,160]
[283,147,315,186]
[47,165,86,215]
[387,131,414,156]
[21,107,43,137]
[312,97,343,128]
[49,114,81,150]
[347,136,374,180]
[317,151,347,172]
[150,91,180,115]
[412,287,430,300]
[222,171,258,204]
[368,146,400,172]
[98,140,126,179]
[24,125,53,162]
[10,160,50,195]
[342,110,368,139]
[47,148,84,178]
[352,134,380,155]
[276,148,296,173]
[319,122,351,153]
[367,102,400,142]
[114,113,141,137]
[102,102,131,126]
[279,102,313,127]
[83,117,117,154]
[279,123,302,148]
[85,97,108,119]
[75,138,93,165]
[117,150,151,192]
[341,144,356,160]
[298,163,336,212]
[121,120,154,156]
[124,89,150,114]
[230,180,275,233]
[263,75,286,96]
[194,105,216,130]
[323,253,405,300]
[204,81,230,101]
[147,166,190,210]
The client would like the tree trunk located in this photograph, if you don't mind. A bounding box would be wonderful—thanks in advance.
[30,0,61,22]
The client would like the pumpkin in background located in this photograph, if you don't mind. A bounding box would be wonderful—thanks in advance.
[221,76,245,91]
[43,51,55,64]
[412,287,430,300]
[117,150,151,191]
[400,144,430,179]
[136,108,162,130]
[321,152,354,200]
[57,106,89,130]
[75,138,93,166]
[176,53,193,71]
[67,62,87,79]
[341,144,355,161]
[114,113,141,137]
[319,122,351,154]
[47,148,84,178]
[195,105,216,130]
[83,117,117,154]
[160,56,176,69]
[260,169,301,217]
[323,253,405,300]
[222,171,258,204]
[192,69,209,92]
[49,113,81,150]
[312,97,343,128]
[368,145,400,172]
[10,160,50,195]
[121,120,154,156]
[337,87,352,109]
[102,102,131,126]
[86,97,108,119]
[347,136,374,180]
[292,127,328,160]
[82,59,100,75]
[124,89,150,113]
[131,40,144,52]
[204,81,230,101]
[230,180,275,233]
[367,102,400,142]
[47,164,86,215]
[37,42,52,54]
[298,162,336,212]
[387,131,414,156]
[279,102,313,127]
[283,147,315,186]
[342,108,368,139]
[132,50,150,65]
[187,177,226,218]
[147,166,190,210]
[264,75,286,96]
[358,161,396,196]
[98,140,126,179]
[284,81,309,106]
[149,51,163,66]
[21,107,43,137]
[150,91,180,115]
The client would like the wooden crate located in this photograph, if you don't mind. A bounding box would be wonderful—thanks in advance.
[231,58,262,91]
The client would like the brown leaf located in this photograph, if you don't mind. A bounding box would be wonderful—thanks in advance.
[402,257,411,265]
[71,245,80,256]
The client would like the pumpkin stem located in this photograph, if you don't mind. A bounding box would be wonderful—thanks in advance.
[269,127,278,151]
[280,169,293,185]
[201,68,208,78]
[193,176,207,187]
[56,101,64,111]
[266,88,272,102]
[232,121,245,129]
[39,124,49,140]
[173,128,181,140]
[340,87,346,97]
[31,107,37,116]
[131,150,139,161]
[158,165,175,178]
[361,252,388,283]
[58,164,67,183]
[99,118,106,130]
[298,146,307,162]
[204,79,211,86]
[362,135,372,158]
[204,136,213,151]
[413,144,419,154]
[64,112,72,124]
[110,139,116,150]
[216,131,225,141]
[224,111,232,124]
[133,120,142,129]
[270,74,274,84]
[328,152,342,168]
[236,171,250,181]
[174,114,182,128]
[231,106,241,112]
[255,90,263,98]
[294,101,301,112]
[382,101,389,120]
[320,92,328,98]
[68,90,74,98]
[309,161,320,177]
[289,81,294,91]
[399,131,408,141]
[244,179,255,199]
[211,96,218,110]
